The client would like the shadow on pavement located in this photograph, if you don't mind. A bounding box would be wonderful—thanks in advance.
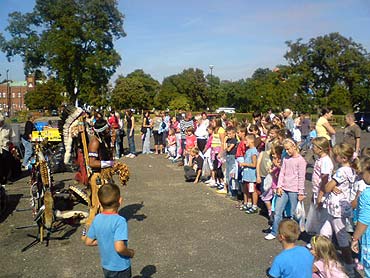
[133,265,157,278]
[119,202,146,222]
[0,192,23,224]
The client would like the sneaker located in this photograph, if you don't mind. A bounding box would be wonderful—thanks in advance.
[264,233,276,240]
[216,189,227,194]
[125,154,131,157]
[262,227,272,234]
[129,153,136,158]
[204,179,214,184]
[246,207,258,214]
[239,205,247,211]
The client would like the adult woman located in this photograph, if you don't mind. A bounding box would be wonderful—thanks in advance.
[141,110,152,154]
[125,109,136,158]
[211,117,226,193]
[152,111,164,154]
[315,108,336,146]
[194,112,209,153]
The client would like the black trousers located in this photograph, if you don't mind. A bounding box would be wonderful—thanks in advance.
[184,165,196,181]
[0,150,10,185]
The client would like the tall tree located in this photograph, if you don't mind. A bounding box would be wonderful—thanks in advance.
[24,78,66,110]
[0,0,125,106]
[111,70,160,111]
[285,33,370,112]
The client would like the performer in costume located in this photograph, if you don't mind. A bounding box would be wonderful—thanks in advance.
[82,118,115,238]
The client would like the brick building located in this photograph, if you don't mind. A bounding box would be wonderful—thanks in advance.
[0,75,35,115]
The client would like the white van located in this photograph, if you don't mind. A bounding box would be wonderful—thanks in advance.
[215,107,235,114]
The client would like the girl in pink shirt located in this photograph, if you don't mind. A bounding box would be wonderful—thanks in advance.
[265,138,307,240]
[166,128,177,159]
[311,235,348,278]
[306,137,333,235]
[184,127,197,165]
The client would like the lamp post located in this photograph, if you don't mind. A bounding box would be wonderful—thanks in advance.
[209,65,214,107]
[6,69,10,117]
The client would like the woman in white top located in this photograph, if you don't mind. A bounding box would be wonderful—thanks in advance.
[194,112,209,153]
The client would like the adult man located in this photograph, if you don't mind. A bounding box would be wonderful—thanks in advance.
[21,115,35,169]
[0,113,16,186]
[83,118,115,235]
[343,113,361,156]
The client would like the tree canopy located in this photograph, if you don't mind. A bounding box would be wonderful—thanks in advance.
[0,0,125,106]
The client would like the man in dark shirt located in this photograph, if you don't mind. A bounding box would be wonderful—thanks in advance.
[21,115,35,169]
[184,147,204,183]
[343,113,361,156]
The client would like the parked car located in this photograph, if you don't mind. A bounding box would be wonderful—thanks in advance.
[215,107,235,114]
[355,111,370,132]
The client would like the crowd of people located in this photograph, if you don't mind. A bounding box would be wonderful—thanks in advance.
[1,106,369,278]
[139,107,369,278]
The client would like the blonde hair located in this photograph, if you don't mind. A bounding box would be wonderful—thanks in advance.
[190,147,200,155]
[312,137,330,155]
[310,235,343,272]
[278,219,299,243]
[332,143,360,172]
[283,138,298,152]
[361,147,370,158]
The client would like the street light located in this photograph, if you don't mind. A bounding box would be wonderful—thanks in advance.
[6,69,10,117]
[209,65,214,107]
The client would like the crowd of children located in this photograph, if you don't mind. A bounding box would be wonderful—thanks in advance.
[163,109,369,278]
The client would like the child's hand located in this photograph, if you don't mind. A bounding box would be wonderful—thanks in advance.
[351,240,359,254]
[332,186,342,195]
[256,176,261,184]
[276,188,283,196]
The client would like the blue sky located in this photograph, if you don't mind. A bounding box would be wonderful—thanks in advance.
[1,0,370,83]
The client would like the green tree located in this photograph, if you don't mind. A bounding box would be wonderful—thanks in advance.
[0,0,125,105]
[285,33,370,112]
[24,78,66,109]
[111,70,160,111]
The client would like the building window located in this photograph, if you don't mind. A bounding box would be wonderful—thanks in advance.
[18,92,21,98]
[12,93,15,98]
[2,93,5,98]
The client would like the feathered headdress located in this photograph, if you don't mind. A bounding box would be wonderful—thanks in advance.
[60,105,84,164]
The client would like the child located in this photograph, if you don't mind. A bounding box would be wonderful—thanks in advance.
[261,144,283,233]
[184,127,197,165]
[85,183,135,278]
[320,143,359,277]
[240,134,259,214]
[184,147,204,183]
[352,158,370,277]
[265,139,306,240]
[310,235,348,278]
[268,219,314,278]
[203,126,215,184]
[166,128,177,160]
[224,126,238,198]
[305,137,333,235]
[235,125,248,209]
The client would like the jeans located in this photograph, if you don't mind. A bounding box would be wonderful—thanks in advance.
[127,128,136,154]
[103,267,131,278]
[21,137,33,166]
[299,135,310,151]
[115,129,122,158]
[142,128,151,154]
[271,190,298,236]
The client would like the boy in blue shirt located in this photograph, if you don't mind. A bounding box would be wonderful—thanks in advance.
[268,219,313,278]
[85,183,135,278]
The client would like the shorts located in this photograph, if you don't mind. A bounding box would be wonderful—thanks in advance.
[320,215,350,247]
[103,267,132,278]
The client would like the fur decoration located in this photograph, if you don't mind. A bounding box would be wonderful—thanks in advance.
[43,191,54,229]
[100,162,130,186]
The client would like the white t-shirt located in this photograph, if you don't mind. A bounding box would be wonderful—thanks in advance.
[312,155,334,203]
